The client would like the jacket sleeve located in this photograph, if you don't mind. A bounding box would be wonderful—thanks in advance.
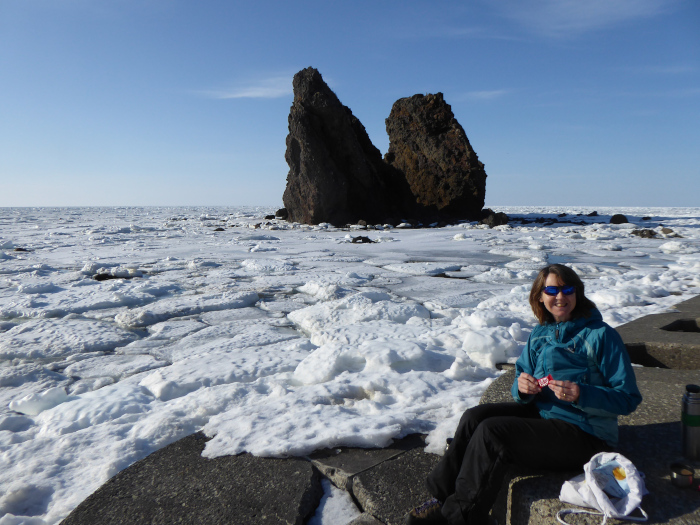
[574,326,642,415]
[511,331,537,404]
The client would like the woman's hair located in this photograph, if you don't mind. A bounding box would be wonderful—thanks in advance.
[529,264,596,324]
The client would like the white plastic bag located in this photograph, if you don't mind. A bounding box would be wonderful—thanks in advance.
[557,452,648,524]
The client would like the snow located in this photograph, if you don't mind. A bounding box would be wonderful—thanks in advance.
[0,205,699,524]
[8,387,69,417]
[0,318,138,360]
[307,478,363,525]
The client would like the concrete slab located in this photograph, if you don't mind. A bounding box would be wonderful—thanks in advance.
[347,513,386,525]
[308,434,426,491]
[352,447,440,525]
[617,295,700,369]
[60,432,323,525]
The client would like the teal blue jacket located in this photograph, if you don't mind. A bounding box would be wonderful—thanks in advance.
[511,309,642,446]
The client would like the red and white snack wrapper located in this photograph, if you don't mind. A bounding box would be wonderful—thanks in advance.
[537,374,553,388]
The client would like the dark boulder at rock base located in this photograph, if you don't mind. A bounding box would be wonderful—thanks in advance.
[610,214,629,224]
[631,229,657,238]
[480,209,509,228]
[351,235,374,243]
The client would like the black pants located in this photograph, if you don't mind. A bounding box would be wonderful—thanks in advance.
[426,402,608,525]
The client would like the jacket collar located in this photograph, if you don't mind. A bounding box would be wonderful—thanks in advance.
[545,308,602,339]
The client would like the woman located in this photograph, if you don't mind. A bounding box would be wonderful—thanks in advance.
[406,264,642,525]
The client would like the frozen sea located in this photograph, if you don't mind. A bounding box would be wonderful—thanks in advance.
[1,205,699,524]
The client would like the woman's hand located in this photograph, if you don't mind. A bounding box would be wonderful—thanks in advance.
[517,373,541,396]
[549,380,580,403]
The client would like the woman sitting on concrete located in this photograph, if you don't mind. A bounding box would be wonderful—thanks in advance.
[406,264,642,525]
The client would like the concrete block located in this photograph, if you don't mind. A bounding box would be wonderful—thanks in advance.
[352,447,440,525]
[308,434,425,491]
[617,295,700,369]
[61,432,323,525]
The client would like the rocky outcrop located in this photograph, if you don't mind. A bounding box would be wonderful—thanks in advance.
[384,93,487,220]
[282,68,414,225]
[282,69,491,226]
[480,209,509,228]
[631,229,657,238]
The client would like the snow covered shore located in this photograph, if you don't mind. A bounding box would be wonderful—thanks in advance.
[1,205,699,524]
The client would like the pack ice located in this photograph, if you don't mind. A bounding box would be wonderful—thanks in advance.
[0,205,698,524]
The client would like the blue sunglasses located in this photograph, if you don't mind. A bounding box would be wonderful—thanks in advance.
[543,285,576,296]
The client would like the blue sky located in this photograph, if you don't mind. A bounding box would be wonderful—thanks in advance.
[1,0,698,208]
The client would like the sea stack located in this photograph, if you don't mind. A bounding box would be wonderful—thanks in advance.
[282,67,414,225]
[385,93,487,220]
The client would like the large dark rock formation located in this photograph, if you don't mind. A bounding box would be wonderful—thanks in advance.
[384,93,487,220]
[282,68,414,225]
[282,68,489,225]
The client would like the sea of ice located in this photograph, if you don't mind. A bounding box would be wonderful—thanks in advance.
[0,205,699,524]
